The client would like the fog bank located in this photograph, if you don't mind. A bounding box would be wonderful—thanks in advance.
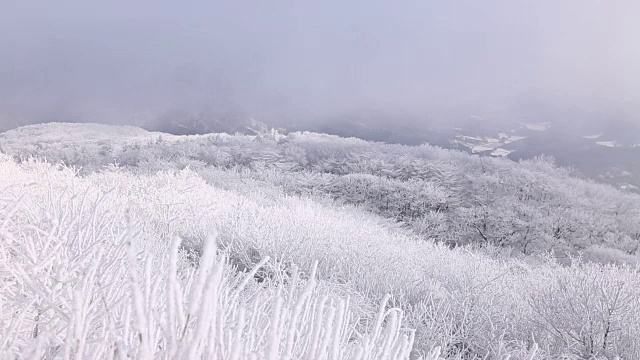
[1,0,639,131]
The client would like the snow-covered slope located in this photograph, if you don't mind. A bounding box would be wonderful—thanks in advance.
[0,122,179,149]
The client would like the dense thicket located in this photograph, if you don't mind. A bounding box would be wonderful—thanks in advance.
[0,155,423,359]
[3,124,640,262]
[2,154,640,359]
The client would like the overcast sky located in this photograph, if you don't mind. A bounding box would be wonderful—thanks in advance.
[1,0,639,128]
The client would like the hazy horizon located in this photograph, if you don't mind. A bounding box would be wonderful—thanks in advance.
[1,0,639,131]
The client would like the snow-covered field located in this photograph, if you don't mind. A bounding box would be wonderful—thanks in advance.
[490,148,512,157]
[521,122,551,132]
[596,140,621,148]
[452,133,526,156]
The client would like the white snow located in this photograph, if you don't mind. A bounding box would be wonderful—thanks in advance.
[491,148,512,157]
[472,144,496,153]
[583,133,603,140]
[521,122,551,132]
[458,135,483,142]
[504,135,526,144]
[0,122,182,149]
[596,141,620,148]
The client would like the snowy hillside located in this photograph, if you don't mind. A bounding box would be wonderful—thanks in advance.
[0,155,421,359]
[3,123,640,359]
[3,123,640,260]
[0,122,180,150]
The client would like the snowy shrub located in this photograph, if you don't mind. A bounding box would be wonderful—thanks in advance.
[4,124,640,259]
[528,261,640,358]
[0,161,419,359]
[3,124,640,358]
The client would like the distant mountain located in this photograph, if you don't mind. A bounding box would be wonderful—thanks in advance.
[143,110,279,136]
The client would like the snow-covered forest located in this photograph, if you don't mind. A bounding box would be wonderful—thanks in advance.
[3,123,640,359]
[4,123,640,260]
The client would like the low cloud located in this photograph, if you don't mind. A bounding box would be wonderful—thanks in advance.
[1,0,639,131]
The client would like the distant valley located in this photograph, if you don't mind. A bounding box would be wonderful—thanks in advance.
[303,117,640,193]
